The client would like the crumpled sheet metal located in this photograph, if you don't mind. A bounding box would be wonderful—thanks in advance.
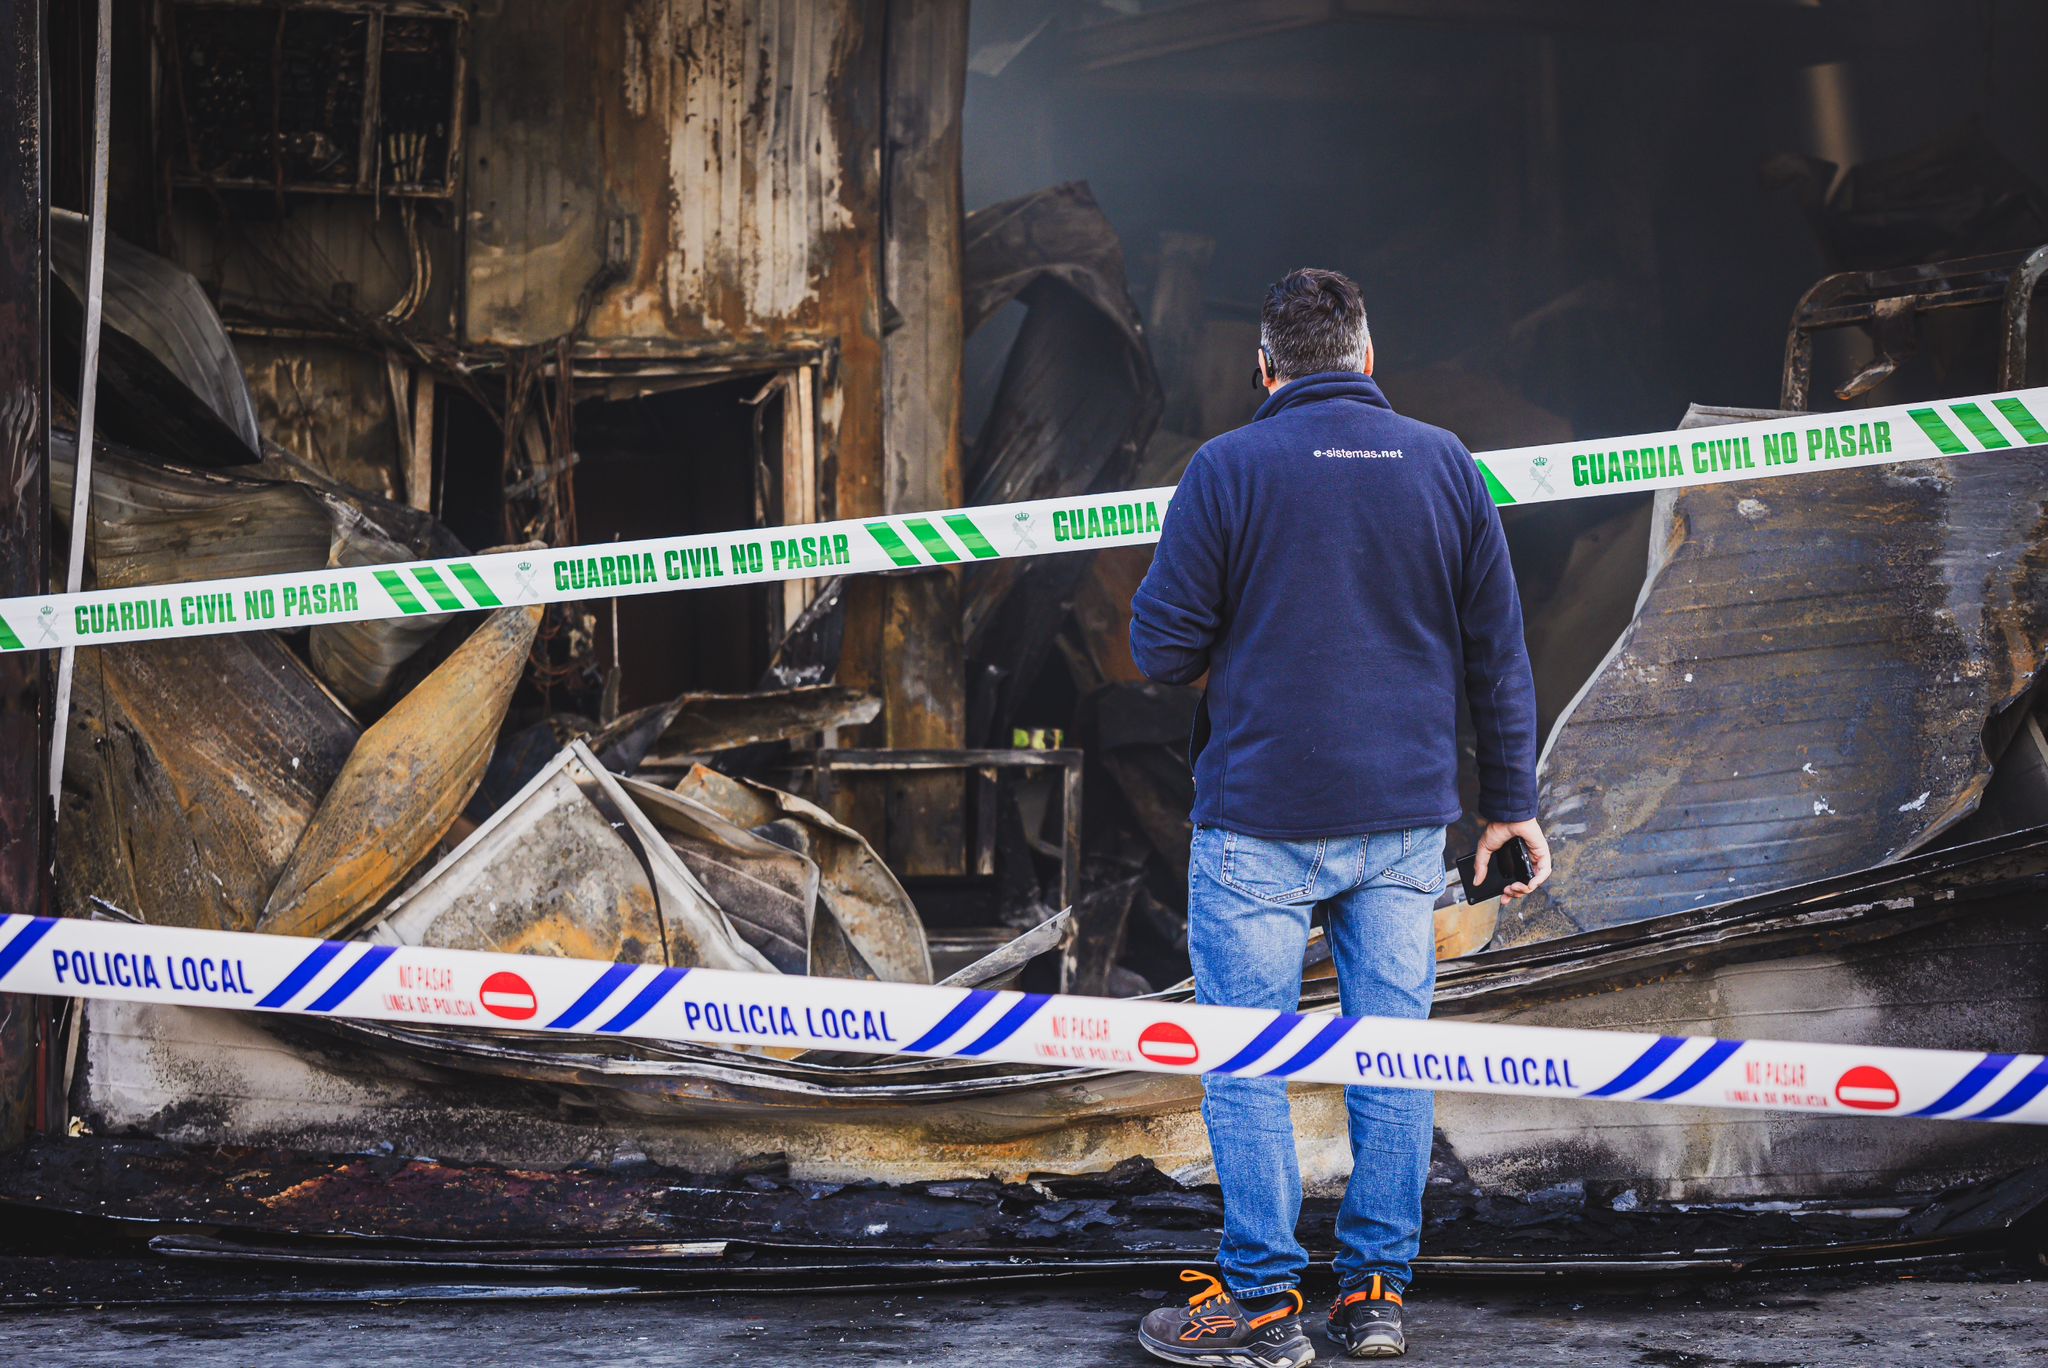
[957,182,1162,737]
[56,634,358,930]
[50,208,261,461]
[378,757,668,967]
[1508,405,2048,945]
[621,777,821,976]
[52,435,464,708]
[375,742,777,976]
[592,684,881,774]
[308,515,466,708]
[258,607,540,941]
[675,765,934,984]
[52,433,331,584]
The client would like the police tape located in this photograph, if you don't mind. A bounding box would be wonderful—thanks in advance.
[2,386,2044,656]
[2,912,2043,1125]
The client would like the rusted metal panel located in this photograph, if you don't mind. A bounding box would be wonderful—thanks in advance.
[463,0,882,353]
[1511,406,2048,945]
[873,0,969,873]
[241,340,403,501]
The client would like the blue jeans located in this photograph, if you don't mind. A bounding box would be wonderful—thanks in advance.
[1189,823,1445,1299]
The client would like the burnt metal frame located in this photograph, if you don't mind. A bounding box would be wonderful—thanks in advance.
[160,0,468,200]
[1780,244,2048,410]
[796,748,1082,912]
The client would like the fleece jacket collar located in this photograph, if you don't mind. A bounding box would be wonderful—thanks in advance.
[1253,371,1392,422]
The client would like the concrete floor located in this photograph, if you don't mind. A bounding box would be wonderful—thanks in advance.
[0,1272,2042,1366]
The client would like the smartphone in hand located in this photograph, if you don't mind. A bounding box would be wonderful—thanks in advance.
[1456,838,1532,903]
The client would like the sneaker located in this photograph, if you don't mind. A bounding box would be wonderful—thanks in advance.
[1138,1269,1316,1367]
[1326,1276,1405,1358]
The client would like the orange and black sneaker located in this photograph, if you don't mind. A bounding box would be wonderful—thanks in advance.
[1138,1269,1315,1367]
[1326,1276,1405,1358]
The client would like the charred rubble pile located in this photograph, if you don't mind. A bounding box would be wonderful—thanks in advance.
[54,183,1488,1017]
[49,184,1251,1009]
[36,156,2048,1255]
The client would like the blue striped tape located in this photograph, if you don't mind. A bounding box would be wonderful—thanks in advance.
[955,994,1049,1057]
[1263,1017,1355,1078]
[305,944,396,1012]
[596,967,689,1033]
[1969,1058,2048,1121]
[1641,1039,1742,1101]
[256,940,347,1009]
[1908,1053,2014,1117]
[0,917,56,983]
[547,962,638,1030]
[1213,1012,1304,1074]
[1582,1035,1685,1098]
[903,989,998,1053]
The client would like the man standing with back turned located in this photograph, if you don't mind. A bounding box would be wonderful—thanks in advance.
[1130,269,1551,1364]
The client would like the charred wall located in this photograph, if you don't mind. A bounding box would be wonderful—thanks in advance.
[0,0,49,1150]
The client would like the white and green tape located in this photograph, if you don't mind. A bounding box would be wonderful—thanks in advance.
[1467,387,2048,504]
[4,386,2043,654]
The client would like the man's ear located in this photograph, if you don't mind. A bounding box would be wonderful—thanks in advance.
[1362,340,1375,377]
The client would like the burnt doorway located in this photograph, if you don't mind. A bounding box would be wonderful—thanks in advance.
[434,366,819,719]
[571,378,789,714]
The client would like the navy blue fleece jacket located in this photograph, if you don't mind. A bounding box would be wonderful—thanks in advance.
[1129,372,1538,838]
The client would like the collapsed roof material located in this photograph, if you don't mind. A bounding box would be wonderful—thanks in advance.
[49,209,260,467]
[1510,404,2048,944]
[957,182,1163,741]
[376,741,777,975]
[621,776,822,975]
[592,684,882,775]
[674,764,934,984]
[57,633,357,930]
[52,434,469,708]
[14,1134,2046,1294]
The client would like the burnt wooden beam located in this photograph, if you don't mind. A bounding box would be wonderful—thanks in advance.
[877,0,968,877]
[0,0,51,1150]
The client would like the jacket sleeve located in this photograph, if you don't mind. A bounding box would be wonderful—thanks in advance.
[1130,449,1228,686]
[1457,447,1541,822]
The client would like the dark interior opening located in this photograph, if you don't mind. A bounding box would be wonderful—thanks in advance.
[436,374,784,717]
[572,379,779,711]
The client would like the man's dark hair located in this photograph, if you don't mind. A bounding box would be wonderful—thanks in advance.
[1260,268,1370,380]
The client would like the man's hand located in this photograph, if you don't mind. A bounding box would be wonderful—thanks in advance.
[1472,818,1552,902]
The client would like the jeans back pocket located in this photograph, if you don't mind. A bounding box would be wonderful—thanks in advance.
[1217,829,1326,902]
[1379,825,1448,894]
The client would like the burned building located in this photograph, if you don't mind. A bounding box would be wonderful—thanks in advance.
[3,0,2048,1279]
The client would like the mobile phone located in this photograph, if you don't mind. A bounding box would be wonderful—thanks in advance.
[1456,838,1532,903]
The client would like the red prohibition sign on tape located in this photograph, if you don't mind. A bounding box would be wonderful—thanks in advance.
[1835,1064,1901,1111]
[479,970,539,1021]
[1139,1021,1199,1067]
